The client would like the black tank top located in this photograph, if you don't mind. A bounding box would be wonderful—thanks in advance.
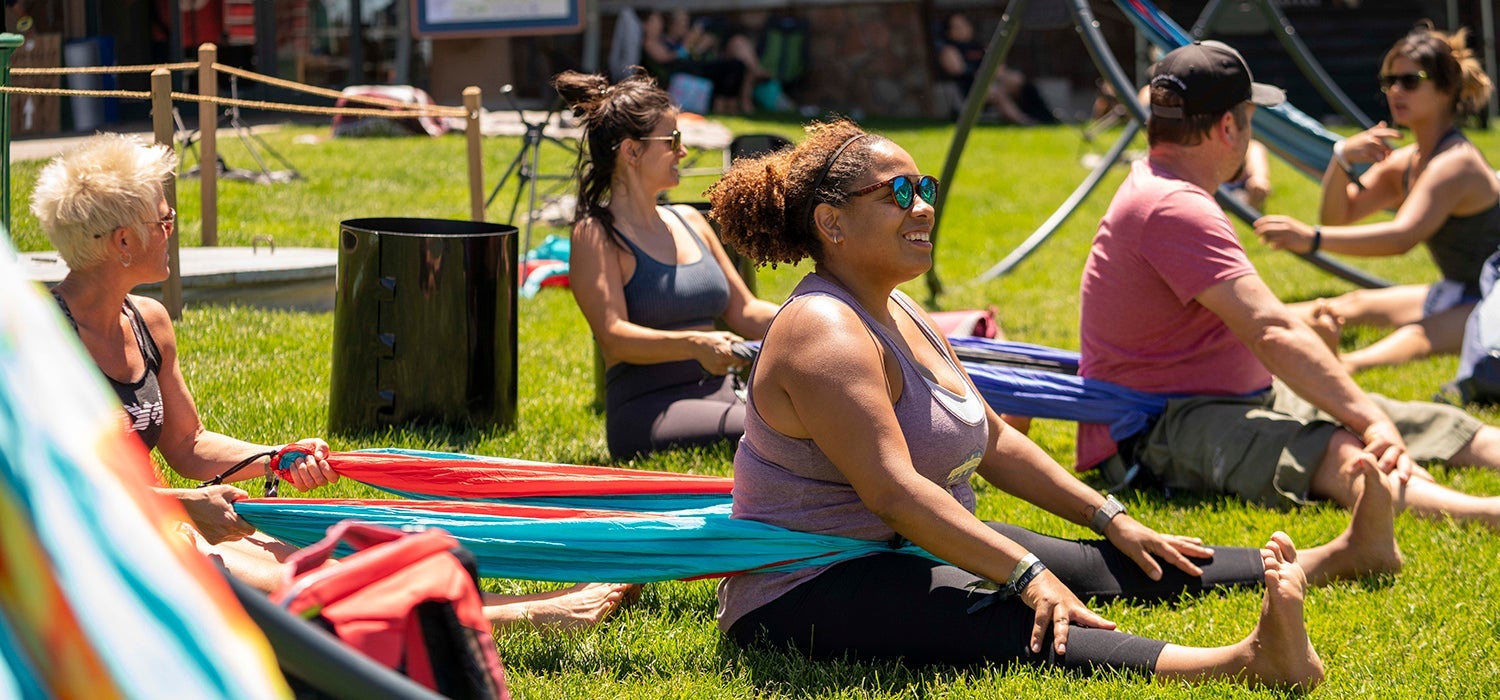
[1405,130,1500,295]
[53,291,165,451]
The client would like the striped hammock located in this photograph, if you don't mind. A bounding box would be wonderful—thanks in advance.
[0,232,288,699]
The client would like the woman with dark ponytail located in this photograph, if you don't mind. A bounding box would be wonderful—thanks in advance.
[1256,22,1500,373]
[553,68,778,459]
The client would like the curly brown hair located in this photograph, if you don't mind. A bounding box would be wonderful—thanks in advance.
[551,67,675,238]
[707,119,889,267]
[1383,21,1494,117]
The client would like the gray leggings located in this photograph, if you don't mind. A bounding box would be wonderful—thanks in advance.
[728,522,1265,673]
[605,359,745,459]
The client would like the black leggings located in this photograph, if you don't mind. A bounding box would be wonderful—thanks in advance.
[728,522,1264,673]
[605,360,744,459]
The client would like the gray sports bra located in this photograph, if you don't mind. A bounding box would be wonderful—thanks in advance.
[616,206,731,331]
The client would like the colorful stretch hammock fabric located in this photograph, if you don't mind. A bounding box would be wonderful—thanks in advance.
[0,234,288,699]
[236,449,939,584]
[235,338,1157,586]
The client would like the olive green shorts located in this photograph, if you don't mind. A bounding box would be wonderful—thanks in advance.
[1132,380,1480,508]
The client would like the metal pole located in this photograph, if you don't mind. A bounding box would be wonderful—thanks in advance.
[198,43,218,246]
[1481,0,1498,123]
[1,33,23,237]
[1252,0,1373,128]
[926,0,1029,301]
[152,69,184,319]
[394,0,412,85]
[582,0,600,73]
[349,0,364,85]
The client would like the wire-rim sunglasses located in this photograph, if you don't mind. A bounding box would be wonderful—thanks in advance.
[846,174,939,210]
[1379,70,1429,93]
[634,129,682,151]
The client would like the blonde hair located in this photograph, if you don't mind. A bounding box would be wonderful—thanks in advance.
[1383,22,1494,116]
[30,133,176,270]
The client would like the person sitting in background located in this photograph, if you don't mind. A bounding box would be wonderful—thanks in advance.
[31,133,634,631]
[1227,138,1272,211]
[937,13,1053,125]
[706,118,1399,690]
[1255,23,1500,373]
[641,9,750,114]
[555,68,778,460]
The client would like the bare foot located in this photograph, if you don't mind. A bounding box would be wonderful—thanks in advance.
[1301,453,1402,586]
[484,582,636,635]
[1305,299,1344,355]
[1242,533,1325,690]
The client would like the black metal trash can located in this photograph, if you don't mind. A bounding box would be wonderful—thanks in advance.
[329,218,518,434]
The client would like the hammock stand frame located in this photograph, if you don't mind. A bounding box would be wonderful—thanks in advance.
[929,0,1392,300]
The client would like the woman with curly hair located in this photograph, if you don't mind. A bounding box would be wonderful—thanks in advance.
[1256,23,1499,373]
[706,118,1406,688]
[553,68,778,459]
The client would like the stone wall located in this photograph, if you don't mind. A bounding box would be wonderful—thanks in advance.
[796,3,942,118]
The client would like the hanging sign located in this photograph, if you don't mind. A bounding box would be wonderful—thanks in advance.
[412,0,586,38]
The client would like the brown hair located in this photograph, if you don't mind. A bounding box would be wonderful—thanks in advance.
[1147,94,1251,147]
[1382,21,1493,117]
[708,119,888,267]
[551,67,675,239]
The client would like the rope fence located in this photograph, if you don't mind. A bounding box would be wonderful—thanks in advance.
[9,61,200,75]
[2,42,488,320]
[0,85,468,119]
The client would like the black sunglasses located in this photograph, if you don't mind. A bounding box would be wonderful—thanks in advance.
[636,129,682,151]
[847,174,939,210]
[1379,70,1428,93]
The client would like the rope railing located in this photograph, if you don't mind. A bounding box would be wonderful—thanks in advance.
[9,61,200,75]
[211,62,466,117]
[3,43,488,321]
[0,84,469,119]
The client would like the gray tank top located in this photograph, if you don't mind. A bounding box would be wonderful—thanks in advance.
[617,206,731,330]
[716,273,989,632]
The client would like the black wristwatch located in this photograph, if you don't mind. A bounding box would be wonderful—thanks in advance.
[1090,494,1127,535]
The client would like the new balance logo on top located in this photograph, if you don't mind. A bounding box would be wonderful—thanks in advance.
[124,400,164,432]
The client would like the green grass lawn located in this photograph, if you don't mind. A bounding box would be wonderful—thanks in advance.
[13,119,1500,697]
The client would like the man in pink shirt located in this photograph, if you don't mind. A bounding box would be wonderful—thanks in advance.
[1079,41,1500,528]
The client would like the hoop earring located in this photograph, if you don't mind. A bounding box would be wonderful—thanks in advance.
[120,252,133,268]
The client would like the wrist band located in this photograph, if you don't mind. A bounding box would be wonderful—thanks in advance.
[1333,139,1351,170]
[1007,553,1040,587]
[1310,226,1322,254]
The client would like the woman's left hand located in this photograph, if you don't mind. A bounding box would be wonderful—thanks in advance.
[1104,515,1213,580]
[279,438,338,492]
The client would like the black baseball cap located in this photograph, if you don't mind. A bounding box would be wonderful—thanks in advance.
[1149,41,1286,119]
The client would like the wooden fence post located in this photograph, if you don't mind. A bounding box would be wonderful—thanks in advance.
[198,43,218,246]
[465,86,483,222]
[152,68,183,319]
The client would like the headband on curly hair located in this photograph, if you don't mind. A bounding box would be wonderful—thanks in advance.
[802,134,868,234]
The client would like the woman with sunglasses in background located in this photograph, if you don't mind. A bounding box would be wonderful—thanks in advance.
[706,118,1406,689]
[1256,22,1498,373]
[553,68,778,459]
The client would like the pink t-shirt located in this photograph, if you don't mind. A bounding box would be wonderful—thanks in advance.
[1076,159,1271,469]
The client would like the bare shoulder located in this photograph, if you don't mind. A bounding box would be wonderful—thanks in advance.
[666,204,718,241]
[126,294,178,346]
[771,294,879,364]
